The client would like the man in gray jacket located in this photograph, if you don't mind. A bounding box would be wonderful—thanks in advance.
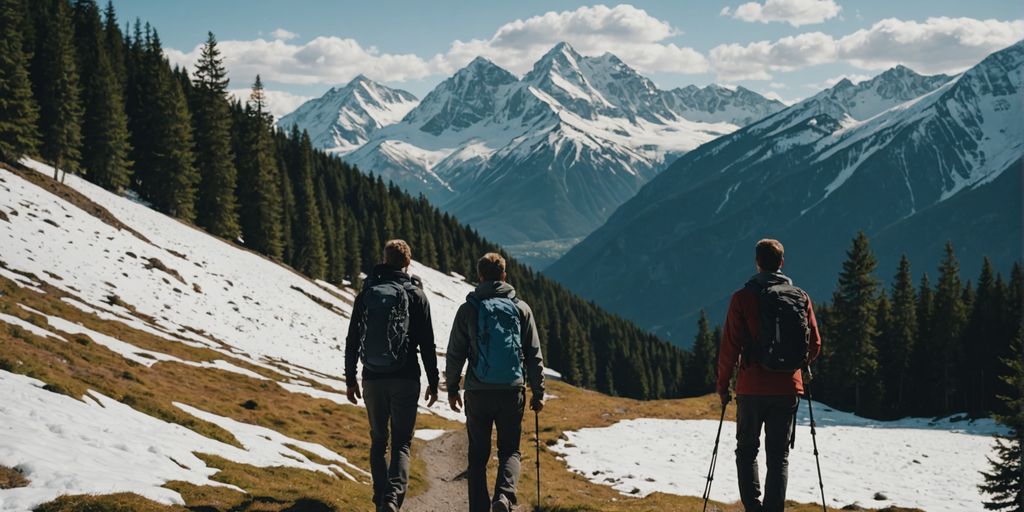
[447,252,545,512]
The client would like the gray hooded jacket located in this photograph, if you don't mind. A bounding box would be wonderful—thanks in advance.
[445,281,545,396]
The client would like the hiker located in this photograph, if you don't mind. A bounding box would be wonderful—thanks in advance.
[345,240,439,512]
[447,252,545,512]
[716,239,822,512]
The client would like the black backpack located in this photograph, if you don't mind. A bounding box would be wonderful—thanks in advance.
[745,280,811,372]
[358,277,414,373]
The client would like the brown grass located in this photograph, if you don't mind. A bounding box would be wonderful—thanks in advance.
[0,465,29,489]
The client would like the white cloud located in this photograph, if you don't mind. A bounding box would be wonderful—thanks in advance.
[837,17,1024,74]
[710,16,1023,80]
[720,6,732,16]
[710,32,837,80]
[732,0,841,27]
[769,81,788,89]
[436,4,708,76]
[228,88,312,120]
[269,28,298,41]
[165,36,434,86]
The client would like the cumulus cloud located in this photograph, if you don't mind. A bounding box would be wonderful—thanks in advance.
[837,17,1024,74]
[731,0,841,27]
[437,4,708,75]
[269,28,298,41]
[710,16,1023,80]
[165,37,434,86]
[227,88,312,120]
[710,32,837,80]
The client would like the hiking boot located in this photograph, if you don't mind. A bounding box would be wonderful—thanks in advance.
[491,494,511,512]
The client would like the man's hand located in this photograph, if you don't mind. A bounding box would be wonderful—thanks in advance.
[718,390,732,407]
[346,383,361,405]
[424,386,438,407]
[449,391,463,413]
[530,395,544,412]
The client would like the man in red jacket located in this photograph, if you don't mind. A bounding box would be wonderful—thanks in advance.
[717,239,822,512]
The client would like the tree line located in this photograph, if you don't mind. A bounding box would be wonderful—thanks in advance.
[0,0,700,400]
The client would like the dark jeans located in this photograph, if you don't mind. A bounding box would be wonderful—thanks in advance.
[465,388,526,512]
[363,378,420,509]
[735,394,799,512]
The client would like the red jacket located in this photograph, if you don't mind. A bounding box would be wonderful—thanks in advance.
[716,273,822,396]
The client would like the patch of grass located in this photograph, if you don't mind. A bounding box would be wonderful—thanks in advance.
[0,465,29,489]
[32,493,179,512]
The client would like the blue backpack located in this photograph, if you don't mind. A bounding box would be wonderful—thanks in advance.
[467,295,523,385]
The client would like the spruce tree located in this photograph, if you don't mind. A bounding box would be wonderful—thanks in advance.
[687,310,717,395]
[829,232,881,414]
[102,1,126,88]
[933,241,967,414]
[965,258,1006,415]
[32,0,83,181]
[191,32,239,238]
[887,255,917,413]
[0,0,40,162]
[291,130,327,278]
[979,328,1023,511]
[236,75,284,258]
[73,0,131,192]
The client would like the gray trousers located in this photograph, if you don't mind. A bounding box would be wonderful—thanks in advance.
[363,378,420,508]
[465,388,526,512]
[735,394,800,512]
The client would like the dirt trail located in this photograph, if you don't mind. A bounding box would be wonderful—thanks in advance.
[404,431,468,512]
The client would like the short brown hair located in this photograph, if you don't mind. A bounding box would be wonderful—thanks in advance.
[756,239,784,271]
[383,239,412,268]
[477,252,506,281]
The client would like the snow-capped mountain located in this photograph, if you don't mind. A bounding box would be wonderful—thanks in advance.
[277,75,418,154]
[547,40,1024,345]
[340,43,784,265]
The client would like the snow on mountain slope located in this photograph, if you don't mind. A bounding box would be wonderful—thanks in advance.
[0,159,480,508]
[336,43,785,266]
[277,75,418,155]
[547,40,1023,344]
[552,404,1004,512]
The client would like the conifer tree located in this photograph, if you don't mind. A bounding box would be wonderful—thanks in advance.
[0,0,40,162]
[828,232,881,414]
[191,32,239,238]
[979,328,1023,511]
[32,0,83,181]
[101,1,126,88]
[933,241,967,413]
[290,130,327,278]
[687,310,717,395]
[236,75,284,258]
[73,0,131,192]
[886,255,918,412]
[965,258,1004,415]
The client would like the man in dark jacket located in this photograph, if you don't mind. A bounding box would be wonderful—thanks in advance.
[345,240,439,512]
[717,239,822,512]
[447,252,545,512]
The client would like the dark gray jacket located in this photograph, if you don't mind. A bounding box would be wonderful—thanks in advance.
[445,281,545,396]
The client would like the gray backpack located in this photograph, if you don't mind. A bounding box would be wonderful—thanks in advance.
[358,278,413,372]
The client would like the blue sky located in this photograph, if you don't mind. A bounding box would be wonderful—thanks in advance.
[107,0,1023,117]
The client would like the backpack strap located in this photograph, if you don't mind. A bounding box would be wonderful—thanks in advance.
[742,280,766,367]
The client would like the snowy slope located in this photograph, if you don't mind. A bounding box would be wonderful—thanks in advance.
[277,75,418,155]
[547,40,1024,344]
[340,43,784,265]
[0,159,479,508]
[552,404,1004,511]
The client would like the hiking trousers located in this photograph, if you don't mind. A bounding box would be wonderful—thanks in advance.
[735,394,800,512]
[363,378,420,509]
[465,388,526,512]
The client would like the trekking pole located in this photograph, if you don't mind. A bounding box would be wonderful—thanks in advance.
[804,368,827,512]
[702,396,729,512]
[534,408,542,512]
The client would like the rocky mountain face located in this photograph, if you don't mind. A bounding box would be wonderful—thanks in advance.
[546,41,1023,345]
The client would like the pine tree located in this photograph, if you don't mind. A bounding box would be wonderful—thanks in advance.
[0,0,40,161]
[31,0,83,181]
[101,1,126,88]
[73,0,131,192]
[290,130,327,278]
[236,76,283,258]
[979,328,1023,511]
[874,289,894,414]
[965,258,1006,415]
[191,32,239,238]
[687,310,717,395]
[828,232,881,415]
[886,254,917,413]
[933,241,967,414]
